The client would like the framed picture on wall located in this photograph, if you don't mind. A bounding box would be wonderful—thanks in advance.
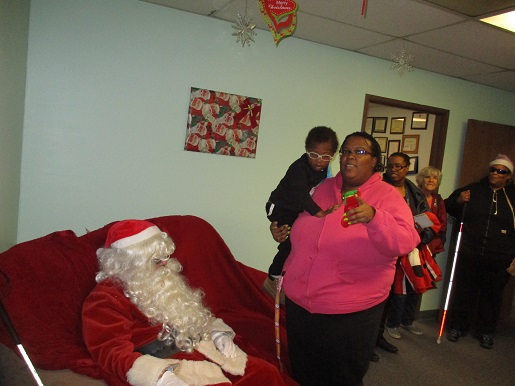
[373,117,387,133]
[390,117,405,134]
[387,140,400,157]
[375,137,388,153]
[408,156,419,175]
[185,87,262,158]
[411,112,428,130]
[365,117,374,134]
[401,134,420,154]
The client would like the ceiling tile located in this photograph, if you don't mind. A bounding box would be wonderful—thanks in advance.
[423,0,515,17]
[293,13,394,51]
[359,39,504,77]
[139,0,515,93]
[299,0,467,36]
[409,20,515,69]
[143,0,231,16]
[462,70,515,92]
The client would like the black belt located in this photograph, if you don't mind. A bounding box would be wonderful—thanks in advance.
[136,339,180,359]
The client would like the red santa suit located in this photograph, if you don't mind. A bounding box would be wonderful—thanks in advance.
[82,279,284,386]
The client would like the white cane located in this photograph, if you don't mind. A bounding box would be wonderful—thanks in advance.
[436,203,467,344]
[0,301,45,385]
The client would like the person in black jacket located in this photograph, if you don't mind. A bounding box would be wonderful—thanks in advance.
[263,126,338,299]
[445,154,515,349]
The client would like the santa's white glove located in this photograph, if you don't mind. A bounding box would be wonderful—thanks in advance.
[156,370,188,386]
[212,331,237,358]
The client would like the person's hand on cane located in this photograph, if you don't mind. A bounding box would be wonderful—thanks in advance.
[457,190,471,205]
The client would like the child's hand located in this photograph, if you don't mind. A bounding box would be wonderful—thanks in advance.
[270,221,290,243]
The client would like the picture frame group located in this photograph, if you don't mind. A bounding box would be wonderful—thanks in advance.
[366,112,430,176]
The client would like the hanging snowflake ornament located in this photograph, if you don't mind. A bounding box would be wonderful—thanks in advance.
[232,13,257,47]
[391,49,414,76]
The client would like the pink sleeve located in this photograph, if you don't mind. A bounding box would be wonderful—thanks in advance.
[365,188,421,257]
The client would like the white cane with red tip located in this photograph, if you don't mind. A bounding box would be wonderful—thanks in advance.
[0,301,45,385]
[437,203,467,344]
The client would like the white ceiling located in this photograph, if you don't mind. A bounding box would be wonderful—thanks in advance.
[141,0,515,93]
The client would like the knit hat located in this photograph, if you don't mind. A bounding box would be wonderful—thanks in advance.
[105,219,161,248]
[489,154,513,173]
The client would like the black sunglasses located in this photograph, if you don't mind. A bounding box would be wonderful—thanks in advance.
[489,167,510,175]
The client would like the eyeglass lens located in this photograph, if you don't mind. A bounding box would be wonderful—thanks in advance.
[340,149,369,156]
[489,167,509,175]
[307,152,332,161]
[387,164,406,170]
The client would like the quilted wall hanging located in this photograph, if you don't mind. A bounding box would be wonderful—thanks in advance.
[185,87,262,158]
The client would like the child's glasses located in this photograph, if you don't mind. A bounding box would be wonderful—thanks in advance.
[306,152,333,162]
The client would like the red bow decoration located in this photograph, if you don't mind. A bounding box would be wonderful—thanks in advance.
[259,0,298,45]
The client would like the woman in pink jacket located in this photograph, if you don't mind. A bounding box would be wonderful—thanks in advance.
[281,132,420,386]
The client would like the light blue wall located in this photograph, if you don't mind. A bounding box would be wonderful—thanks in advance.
[0,0,29,251]
[19,0,515,310]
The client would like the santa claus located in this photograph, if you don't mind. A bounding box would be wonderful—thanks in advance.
[82,219,283,386]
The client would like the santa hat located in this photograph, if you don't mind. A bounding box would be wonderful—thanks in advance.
[105,219,162,248]
[489,154,513,173]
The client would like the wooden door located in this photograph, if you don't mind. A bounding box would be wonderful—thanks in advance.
[459,119,515,186]
[443,119,515,320]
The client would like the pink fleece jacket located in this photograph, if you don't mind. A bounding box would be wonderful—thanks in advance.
[283,172,420,314]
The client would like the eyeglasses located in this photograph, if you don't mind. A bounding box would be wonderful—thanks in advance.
[339,149,371,157]
[489,167,510,175]
[386,164,408,171]
[306,151,333,162]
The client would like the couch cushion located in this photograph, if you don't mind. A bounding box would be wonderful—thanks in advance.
[0,230,102,378]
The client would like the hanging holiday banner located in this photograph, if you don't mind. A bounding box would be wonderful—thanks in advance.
[259,0,298,45]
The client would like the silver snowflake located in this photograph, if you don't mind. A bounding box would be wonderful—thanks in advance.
[232,14,257,47]
[391,49,414,76]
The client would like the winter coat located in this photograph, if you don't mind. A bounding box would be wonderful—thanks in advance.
[445,177,515,260]
[283,172,420,314]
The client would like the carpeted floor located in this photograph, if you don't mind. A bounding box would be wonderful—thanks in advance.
[364,304,515,386]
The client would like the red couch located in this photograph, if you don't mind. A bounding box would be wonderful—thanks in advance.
[0,215,296,385]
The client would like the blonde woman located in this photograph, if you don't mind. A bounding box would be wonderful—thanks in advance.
[416,166,447,256]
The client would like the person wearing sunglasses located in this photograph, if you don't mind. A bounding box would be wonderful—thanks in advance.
[445,154,515,349]
[263,126,339,301]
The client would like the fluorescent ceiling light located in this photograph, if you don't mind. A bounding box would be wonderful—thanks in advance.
[480,10,515,33]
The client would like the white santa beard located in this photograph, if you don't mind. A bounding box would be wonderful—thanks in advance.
[123,260,214,352]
